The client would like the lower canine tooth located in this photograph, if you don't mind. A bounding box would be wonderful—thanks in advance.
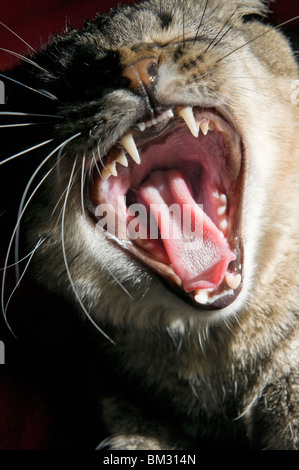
[120,133,141,164]
[225,273,241,290]
[178,106,199,138]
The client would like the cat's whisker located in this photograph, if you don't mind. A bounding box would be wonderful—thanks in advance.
[3,237,45,318]
[13,133,81,282]
[0,49,54,76]
[61,157,115,344]
[0,138,53,165]
[216,15,299,64]
[0,21,36,53]
[1,166,54,338]
[81,154,86,220]
[0,111,62,118]
[193,0,210,44]
[204,0,263,54]
[92,152,103,179]
[0,243,44,270]
[0,123,37,128]
[221,83,299,111]
[0,73,58,100]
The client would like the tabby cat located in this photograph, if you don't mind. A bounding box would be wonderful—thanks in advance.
[1,0,299,450]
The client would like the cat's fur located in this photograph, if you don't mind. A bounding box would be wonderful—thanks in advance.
[1,0,299,450]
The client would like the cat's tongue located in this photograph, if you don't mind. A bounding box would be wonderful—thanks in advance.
[138,169,236,292]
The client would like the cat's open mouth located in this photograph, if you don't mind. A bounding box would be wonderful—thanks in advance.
[89,106,244,309]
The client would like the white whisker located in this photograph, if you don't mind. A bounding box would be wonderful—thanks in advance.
[0,139,53,165]
[61,158,115,344]
[0,111,62,118]
[0,123,38,128]
[0,73,57,100]
[81,154,86,219]
[0,49,52,76]
[14,133,81,281]
[1,133,81,336]
[4,238,45,317]
[0,21,36,53]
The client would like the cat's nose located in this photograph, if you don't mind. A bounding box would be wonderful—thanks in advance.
[121,57,158,94]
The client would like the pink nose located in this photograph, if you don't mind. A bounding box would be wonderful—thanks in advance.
[121,57,158,93]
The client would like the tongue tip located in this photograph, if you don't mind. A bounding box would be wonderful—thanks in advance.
[181,251,236,293]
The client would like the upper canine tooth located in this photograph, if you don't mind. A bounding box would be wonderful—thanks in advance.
[178,106,199,138]
[116,150,128,167]
[120,133,141,164]
[200,120,209,135]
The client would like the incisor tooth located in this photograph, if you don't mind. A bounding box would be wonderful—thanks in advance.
[120,133,141,164]
[200,120,209,135]
[225,273,241,290]
[106,161,117,177]
[178,106,199,138]
[116,150,128,167]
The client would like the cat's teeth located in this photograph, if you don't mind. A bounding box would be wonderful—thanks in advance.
[220,218,228,232]
[217,194,227,216]
[225,273,242,290]
[106,161,118,177]
[115,150,128,167]
[137,122,146,132]
[178,106,199,138]
[199,120,210,136]
[194,289,209,305]
[120,133,141,164]
[101,169,111,181]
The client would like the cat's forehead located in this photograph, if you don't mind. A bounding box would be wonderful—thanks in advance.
[64,0,266,52]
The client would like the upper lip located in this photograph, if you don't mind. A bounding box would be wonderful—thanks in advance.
[88,104,244,309]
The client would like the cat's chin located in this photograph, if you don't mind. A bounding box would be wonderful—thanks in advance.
[87,105,245,311]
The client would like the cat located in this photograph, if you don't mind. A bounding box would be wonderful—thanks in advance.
[1,0,299,450]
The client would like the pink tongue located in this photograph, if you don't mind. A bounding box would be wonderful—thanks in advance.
[138,169,236,292]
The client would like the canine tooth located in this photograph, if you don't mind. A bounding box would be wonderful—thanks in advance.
[167,109,174,118]
[137,122,146,131]
[178,106,199,138]
[106,161,118,177]
[225,273,241,290]
[120,133,141,164]
[200,120,209,135]
[194,289,209,305]
[116,151,128,167]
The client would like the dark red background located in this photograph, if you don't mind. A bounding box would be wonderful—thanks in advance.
[0,0,298,451]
